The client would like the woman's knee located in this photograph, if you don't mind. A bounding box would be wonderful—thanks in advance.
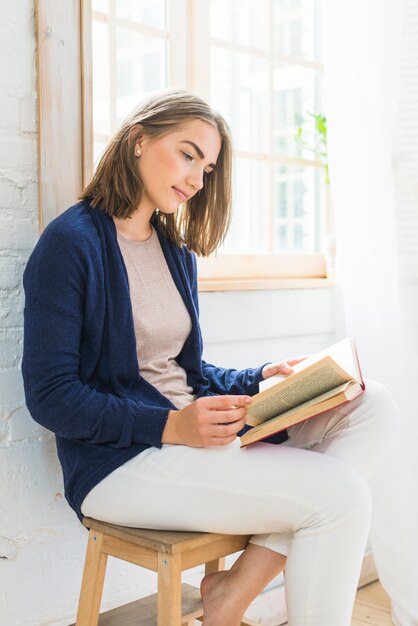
[337,465,372,520]
[306,458,372,529]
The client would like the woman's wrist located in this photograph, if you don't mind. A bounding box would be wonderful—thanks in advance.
[161,409,180,444]
[261,363,273,380]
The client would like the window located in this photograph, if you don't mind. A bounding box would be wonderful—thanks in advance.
[90,0,328,288]
[91,0,172,162]
[194,0,326,260]
[36,0,329,288]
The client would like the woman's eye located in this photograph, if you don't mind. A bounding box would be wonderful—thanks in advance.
[183,152,194,162]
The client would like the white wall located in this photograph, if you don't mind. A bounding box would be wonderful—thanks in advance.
[200,288,338,368]
[0,2,339,624]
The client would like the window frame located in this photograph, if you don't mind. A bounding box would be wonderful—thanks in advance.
[36,0,94,225]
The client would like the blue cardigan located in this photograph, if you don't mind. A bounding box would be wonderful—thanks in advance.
[22,201,287,521]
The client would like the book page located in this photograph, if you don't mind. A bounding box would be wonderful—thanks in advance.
[249,362,350,423]
[248,359,353,424]
[241,381,363,446]
[323,337,361,381]
[260,337,361,394]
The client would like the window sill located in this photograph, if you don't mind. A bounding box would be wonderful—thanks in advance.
[198,277,335,292]
[196,254,331,291]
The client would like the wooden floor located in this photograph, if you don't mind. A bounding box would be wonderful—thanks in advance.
[277,580,393,626]
[351,580,393,626]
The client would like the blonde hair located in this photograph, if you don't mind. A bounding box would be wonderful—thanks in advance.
[80,89,233,256]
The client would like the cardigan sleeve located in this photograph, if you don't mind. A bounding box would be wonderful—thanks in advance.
[22,222,170,448]
[185,249,267,397]
[200,360,265,396]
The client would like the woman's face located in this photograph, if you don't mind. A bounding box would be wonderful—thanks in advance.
[136,119,222,215]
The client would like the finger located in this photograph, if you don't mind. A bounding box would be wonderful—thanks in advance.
[207,433,239,446]
[287,355,309,366]
[215,419,246,437]
[268,361,293,375]
[215,407,247,423]
[200,414,245,437]
[199,395,252,409]
[278,362,293,373]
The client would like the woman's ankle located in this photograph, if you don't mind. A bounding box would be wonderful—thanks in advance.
[201,570,247,626]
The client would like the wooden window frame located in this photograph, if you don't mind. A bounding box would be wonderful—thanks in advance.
[36,0,91,228]
[36,0,331,291]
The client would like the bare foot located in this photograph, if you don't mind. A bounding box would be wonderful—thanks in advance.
[200,570,245,626]
[200,570,228,599]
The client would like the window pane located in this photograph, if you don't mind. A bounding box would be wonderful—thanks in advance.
[294,223,304,251]
[93,0,108,12]
[116,0,166,29]
[222,158,269,254]
[92,21,110,136]
[273,0,317,62]
[90,1,327,261]
[211,48,269,153]
[274,165,318,253]
[277,224,287,250]
[273,64,318,158]
[93,141,107,168]
[116,29,167,123]
[278,181,287,217]
[210,0,270,50]
[294,179,305,216]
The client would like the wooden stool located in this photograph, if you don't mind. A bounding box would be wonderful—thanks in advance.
[73,517,263,626]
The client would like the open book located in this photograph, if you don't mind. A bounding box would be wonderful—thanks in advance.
[240,337,365,447]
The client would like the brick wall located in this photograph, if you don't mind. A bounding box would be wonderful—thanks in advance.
[0,0,38,430]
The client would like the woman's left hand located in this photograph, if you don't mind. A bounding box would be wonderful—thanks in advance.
[261,356,309,380]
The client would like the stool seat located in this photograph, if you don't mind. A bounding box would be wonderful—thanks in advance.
[72,517,263,626]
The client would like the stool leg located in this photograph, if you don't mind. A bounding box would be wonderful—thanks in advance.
[157,552,182,626]
[75,530,108,626]
[205,557,225,575]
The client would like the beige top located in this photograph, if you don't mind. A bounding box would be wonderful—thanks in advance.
[117,227,196,410]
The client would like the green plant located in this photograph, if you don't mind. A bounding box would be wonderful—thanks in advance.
[295,112,329,184]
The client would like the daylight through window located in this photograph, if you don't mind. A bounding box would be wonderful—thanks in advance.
[91,0,326,260]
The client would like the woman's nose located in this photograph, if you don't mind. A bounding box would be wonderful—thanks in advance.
[187,168,204,192]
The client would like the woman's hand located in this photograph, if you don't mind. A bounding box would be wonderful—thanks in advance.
[162,395,252,447]
[261,356,309,380]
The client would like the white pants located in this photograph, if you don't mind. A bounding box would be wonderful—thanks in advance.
[81,380,399,626]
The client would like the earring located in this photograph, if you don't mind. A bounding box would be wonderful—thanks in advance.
[135,148,142,157]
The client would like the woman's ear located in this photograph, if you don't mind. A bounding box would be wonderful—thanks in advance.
[128,124,144,155]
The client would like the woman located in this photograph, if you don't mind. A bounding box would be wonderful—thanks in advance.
[22,89,398,626]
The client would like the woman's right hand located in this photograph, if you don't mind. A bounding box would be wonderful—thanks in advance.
[161,395,252,447]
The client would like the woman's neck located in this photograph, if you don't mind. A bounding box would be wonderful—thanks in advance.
[113,207,154,242]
